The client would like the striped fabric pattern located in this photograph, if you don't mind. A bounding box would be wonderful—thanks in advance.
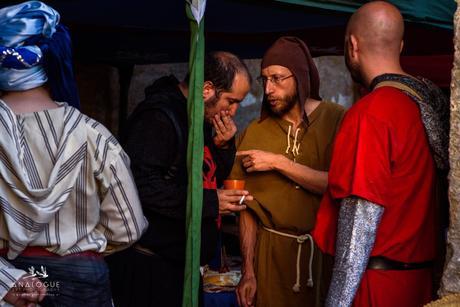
[0,100,147,298]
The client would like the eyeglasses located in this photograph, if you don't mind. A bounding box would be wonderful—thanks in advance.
[257,74,294,86]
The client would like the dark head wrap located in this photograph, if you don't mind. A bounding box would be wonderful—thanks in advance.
[260,36,320,120]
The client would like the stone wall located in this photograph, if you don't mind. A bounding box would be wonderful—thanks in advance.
[76,55,356,135]
[124,56,356,133]
[439,1,460,296]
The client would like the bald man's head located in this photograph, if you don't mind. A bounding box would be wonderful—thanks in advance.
[347,1,404,57]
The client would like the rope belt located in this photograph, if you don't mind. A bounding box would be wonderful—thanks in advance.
[262,226,314,293]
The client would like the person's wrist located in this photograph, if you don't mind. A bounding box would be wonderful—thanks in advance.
[214,138,229,149]
[242,265,255,277]
[215,135,235,149]
[272,154,285,171]
[213,137,223,147]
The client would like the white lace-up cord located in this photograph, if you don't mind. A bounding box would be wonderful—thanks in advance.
[292,127,301,156]
[285,126,301,156]
[285,125,292,154]
[262,226,314,292]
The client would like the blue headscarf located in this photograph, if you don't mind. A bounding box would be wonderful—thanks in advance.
[0,1,80,108]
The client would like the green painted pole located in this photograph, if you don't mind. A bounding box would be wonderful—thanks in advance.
[183,2,205,307]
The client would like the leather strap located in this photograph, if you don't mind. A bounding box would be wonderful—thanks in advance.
[374,80,423,101]
[367,256,433,270]
[133,243,156,256]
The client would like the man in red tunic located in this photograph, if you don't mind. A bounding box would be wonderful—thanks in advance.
[312,1,449,306]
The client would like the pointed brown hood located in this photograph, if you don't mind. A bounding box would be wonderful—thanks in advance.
[260,36,321,120]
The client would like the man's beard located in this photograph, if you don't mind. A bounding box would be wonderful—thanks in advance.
[203,93,219,123]
[267,91,298,117]
[345,49,364,85]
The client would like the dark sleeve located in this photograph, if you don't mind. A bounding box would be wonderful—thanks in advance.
[201,137,234,219]
[123,108,187,219]
[208,137,236,187]
[202,189,218,219]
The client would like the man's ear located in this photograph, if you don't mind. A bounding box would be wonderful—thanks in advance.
[349,34,359,59]
[399,40,404,54]
[203,81,215,100]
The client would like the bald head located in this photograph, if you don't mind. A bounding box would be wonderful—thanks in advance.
[347,1,404,57]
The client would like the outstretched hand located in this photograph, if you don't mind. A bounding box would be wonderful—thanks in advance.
[237,150,283,173]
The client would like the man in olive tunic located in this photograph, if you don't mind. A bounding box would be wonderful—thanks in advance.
[232,37,345,307]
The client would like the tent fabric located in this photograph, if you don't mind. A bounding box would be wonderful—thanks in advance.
[276,0,456,29]
[401,54,453,88]
[182,1,205,307]
[12,0,451,64]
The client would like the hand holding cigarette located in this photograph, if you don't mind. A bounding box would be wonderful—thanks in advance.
[217,189,253,215]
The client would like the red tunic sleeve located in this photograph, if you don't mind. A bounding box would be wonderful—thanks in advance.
[313,109,390,254]
[328,111,391,207]
[314,87,436,261]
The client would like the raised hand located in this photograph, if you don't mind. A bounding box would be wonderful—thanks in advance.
[213,110,237,148]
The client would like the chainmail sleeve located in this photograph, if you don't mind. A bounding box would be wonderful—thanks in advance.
[326,197,384,307]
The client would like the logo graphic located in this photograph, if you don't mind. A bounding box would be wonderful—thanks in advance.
[27,265,48,278]
[14,265,61,297]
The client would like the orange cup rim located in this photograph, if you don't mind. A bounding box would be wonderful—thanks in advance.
[223,179,245,189]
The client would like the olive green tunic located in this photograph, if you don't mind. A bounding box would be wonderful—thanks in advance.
[230,102,345,307]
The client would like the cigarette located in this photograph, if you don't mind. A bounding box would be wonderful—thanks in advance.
[239,195,246,205]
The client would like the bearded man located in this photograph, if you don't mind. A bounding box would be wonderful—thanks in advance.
[107,51,253,307]
[231,36,345,307]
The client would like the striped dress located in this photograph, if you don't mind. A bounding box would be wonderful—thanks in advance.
[0,100,147,297]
